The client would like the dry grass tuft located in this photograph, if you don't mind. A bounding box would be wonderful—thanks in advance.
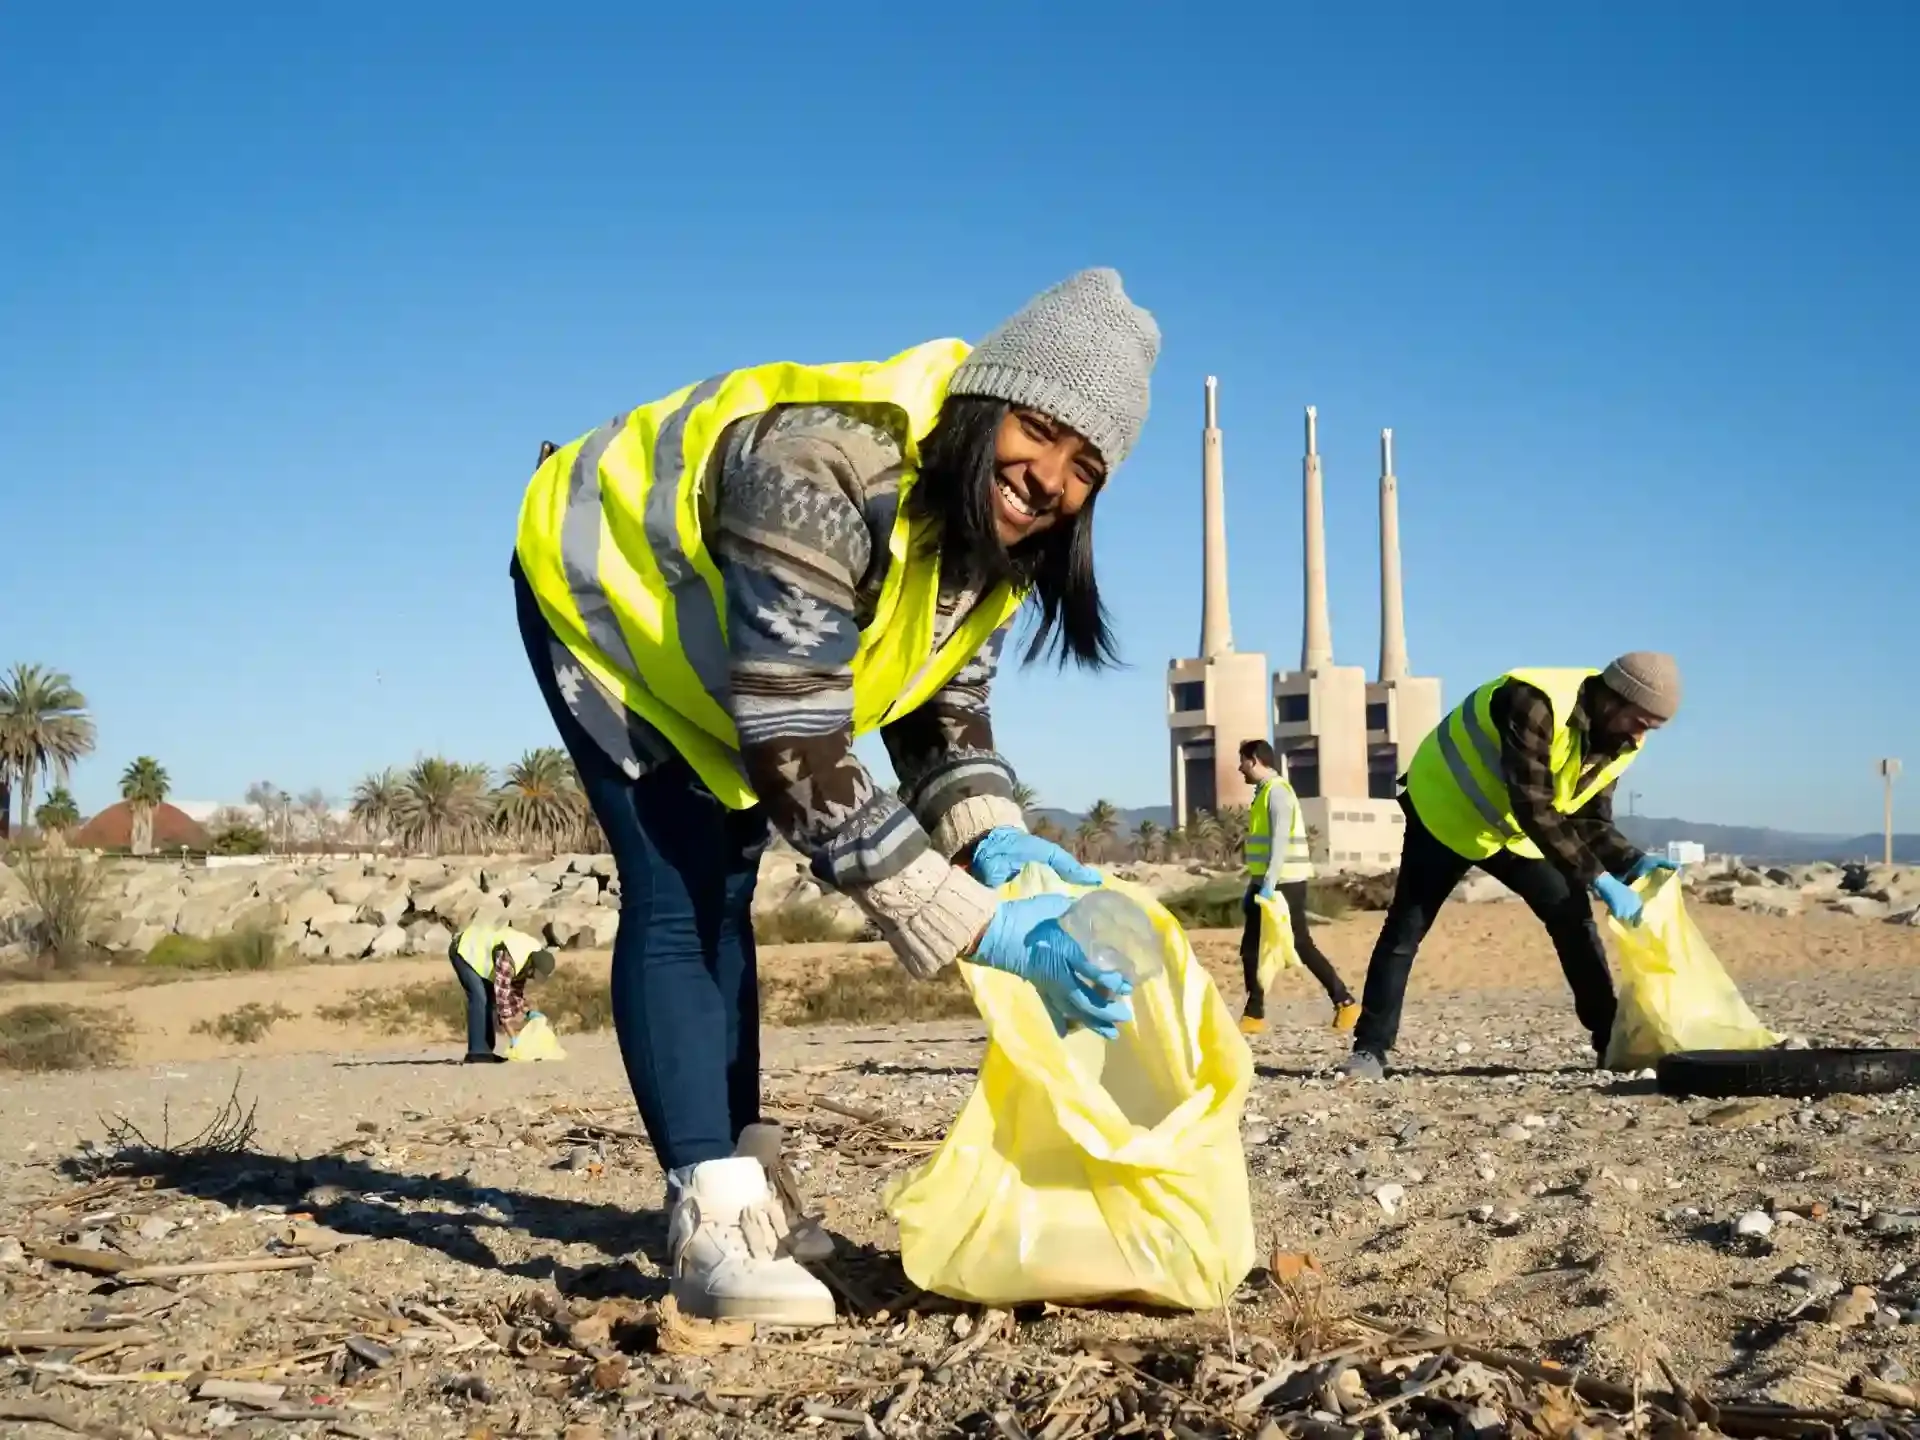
[764,960,978,1027]
[191,1001,294,1044]
[754,898,860,946]
[0,1002,131,1071]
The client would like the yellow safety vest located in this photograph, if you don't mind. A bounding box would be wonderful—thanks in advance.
[1246,776,1313,882]
[515,339,1026,808]
[456,923,543,981]
[1406,667,1641,861]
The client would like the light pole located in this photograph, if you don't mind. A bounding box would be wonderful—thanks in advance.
[1878,759,1902,867]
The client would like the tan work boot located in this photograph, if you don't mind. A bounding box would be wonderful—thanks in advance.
[666,1157,836,1326]
[733,1123,835,1263]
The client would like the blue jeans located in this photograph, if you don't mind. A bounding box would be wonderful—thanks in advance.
[512,559,769,1172]
[450,947,496,1054]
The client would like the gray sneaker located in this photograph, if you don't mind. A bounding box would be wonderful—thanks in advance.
[1340,1050,1386,1082]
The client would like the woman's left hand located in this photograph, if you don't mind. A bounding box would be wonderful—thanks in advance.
[968,825,1101,887]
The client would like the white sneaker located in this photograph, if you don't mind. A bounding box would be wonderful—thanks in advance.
[732,1123,836,1263]
[667,1156,836,1326]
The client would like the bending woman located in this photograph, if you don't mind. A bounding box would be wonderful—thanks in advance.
[511,269,1159,1325]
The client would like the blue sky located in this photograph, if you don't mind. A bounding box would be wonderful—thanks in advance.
[2,1,1913,834]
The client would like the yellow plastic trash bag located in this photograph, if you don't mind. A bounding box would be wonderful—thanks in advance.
[505,1011,568,1063]
[1255,891,1300,993]
[1603,871,1780,1070]
[884,864,1255,1310]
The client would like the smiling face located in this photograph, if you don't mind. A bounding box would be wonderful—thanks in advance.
[988,407,1106,547]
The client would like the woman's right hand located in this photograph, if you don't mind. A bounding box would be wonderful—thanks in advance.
[966,893,1133,1039]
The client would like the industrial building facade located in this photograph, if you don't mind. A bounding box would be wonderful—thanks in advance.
[1167,379,1441,870]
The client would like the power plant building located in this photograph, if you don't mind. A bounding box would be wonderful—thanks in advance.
[1169,383,1442,870]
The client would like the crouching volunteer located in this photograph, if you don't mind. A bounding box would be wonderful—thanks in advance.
[1234,739,1359,1035]
[450,920,556,1064]
[1343,653,1683,1081]
[511,269,1159,1325]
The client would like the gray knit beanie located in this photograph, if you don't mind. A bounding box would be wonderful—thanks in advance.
[947,268,1160,468]
[1600,651,1683,720]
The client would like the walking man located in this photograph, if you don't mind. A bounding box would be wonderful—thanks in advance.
[1344,653,1682,1079]
[1237,739,1359,1035]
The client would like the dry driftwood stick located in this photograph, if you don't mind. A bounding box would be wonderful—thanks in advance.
[117,1255,315,1281]
[882,1367,923,1427]
[0,1327,161,1350]
[27,1242,138,1275]
[195,1378,288,1406]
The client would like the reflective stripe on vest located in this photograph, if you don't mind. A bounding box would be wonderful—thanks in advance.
[457,923,541,981]
[514,340,1026,809]
[1406,667,1641,861]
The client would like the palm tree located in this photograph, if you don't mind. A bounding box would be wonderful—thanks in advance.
[1134,819,1163,863]
[1164,824,1187,861]
[1188,809,1223,864]
[1011,781,1040,817]
[349,769,404,853]
[0,664,96,838]
[494,747,587,854]
[1031,813,1067,846]
[34,787,81,852]
[1216,803,1251,866]
[120,756,170,856]
[392,757,492,856]
[1080,799,1121,861]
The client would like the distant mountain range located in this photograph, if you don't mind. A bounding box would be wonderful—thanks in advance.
[1032,804,1916,864]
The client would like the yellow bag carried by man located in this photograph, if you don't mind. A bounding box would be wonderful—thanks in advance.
[505,1011,568,1063]
[1254,890,1300,993]
[885,866,1255,1310]
[1603,870,1779,1070]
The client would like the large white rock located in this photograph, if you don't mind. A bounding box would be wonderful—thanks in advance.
[285,888,337,927]
[357,884,411,927]
[1731,885,1801,918]
[326,874,381,907]
[543,908,600,949]
[320,923,377,959]
[367,925,409,958]
[502,878,555,912]
[405,920,453,955]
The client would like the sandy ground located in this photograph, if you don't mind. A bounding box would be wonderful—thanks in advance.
[3,902,1920,1438]
[1,898,1911,1065]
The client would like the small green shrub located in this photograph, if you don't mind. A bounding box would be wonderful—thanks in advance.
[192,1001,293,1044]
[0,1003,130,1071]
[754,898,858,945]
[208,823,270,856]
[147,928,280,972]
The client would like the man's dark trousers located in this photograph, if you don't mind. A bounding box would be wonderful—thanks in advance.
[1353,796,1617,1061]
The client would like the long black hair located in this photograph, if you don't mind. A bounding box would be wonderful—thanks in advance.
[906,394,1120,670]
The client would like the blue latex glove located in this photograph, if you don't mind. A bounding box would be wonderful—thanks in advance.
[969,826,1101,888]
[1627,854,1679,881]
[1592,874,1644,927]
[1258,873,1277,900]
[968,893,1134,1038]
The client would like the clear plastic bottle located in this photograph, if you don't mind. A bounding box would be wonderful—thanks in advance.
[1056,888,1164,994]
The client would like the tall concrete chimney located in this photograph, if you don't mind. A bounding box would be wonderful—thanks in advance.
[1301,405,1334,671]
[1378,427,1409,682]
[1199,375,1233,658]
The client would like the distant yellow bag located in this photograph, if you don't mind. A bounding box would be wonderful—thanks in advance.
[884,865,1255,1310]
[1255,891,1300,993]
[505,1011,568,1063]
[1603,871,1780,1070]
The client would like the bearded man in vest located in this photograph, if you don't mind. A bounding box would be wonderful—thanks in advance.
[1234,739,1358,1035]
[1341,653,1683,1082]
[512,270,1157,1325]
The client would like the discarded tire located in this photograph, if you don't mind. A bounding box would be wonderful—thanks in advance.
[1656,1047,1920,1099]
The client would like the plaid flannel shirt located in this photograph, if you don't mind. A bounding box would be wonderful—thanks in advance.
[1489,676,1645,884]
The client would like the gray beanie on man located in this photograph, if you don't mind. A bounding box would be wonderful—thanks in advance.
[947,268,1160,468]
[1600,651,1683,721]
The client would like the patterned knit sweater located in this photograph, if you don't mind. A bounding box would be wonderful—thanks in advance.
[535,401,1025,979]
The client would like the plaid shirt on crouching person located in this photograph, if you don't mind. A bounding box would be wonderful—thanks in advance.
[1490,676,1646,884]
